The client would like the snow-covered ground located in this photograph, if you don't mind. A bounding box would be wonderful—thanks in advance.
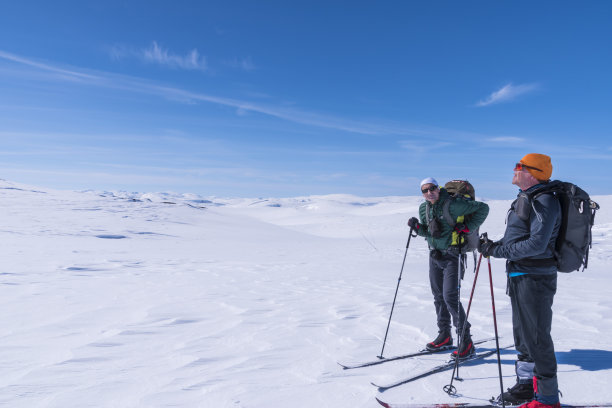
[1,179,611,408]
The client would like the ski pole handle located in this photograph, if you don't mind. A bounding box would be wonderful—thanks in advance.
[480,232,489,244]
[408,226,418,240]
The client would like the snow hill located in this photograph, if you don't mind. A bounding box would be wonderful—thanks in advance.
[1,179,611,408]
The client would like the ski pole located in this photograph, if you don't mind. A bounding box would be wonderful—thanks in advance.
[486,243,506,408]
[455,233,465,377]
[378,226,418,359]
[443,252,483,395]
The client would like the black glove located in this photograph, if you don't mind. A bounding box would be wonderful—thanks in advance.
[479,239,499,257]
[407,217,421,231]
[454,222,469,234]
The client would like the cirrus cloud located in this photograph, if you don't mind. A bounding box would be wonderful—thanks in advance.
[111,41,207,71]
[488,136,525,143]
[476,83,539,107]
[142,41,207,71]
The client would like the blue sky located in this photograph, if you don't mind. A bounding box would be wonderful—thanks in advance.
[1,1,611,199]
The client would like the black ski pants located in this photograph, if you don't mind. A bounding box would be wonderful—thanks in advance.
[509,273,558,397]
[429,249,470,336]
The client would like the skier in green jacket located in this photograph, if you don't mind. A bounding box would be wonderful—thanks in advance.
[408,177,489,359]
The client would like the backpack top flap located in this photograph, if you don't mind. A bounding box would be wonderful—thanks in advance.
[444,180,475,200]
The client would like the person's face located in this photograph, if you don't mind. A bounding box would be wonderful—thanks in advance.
[512,163,538,190]
[512,167,525,186]
[421,183,440,204]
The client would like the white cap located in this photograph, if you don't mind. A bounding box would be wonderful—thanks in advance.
[420,177,438,188]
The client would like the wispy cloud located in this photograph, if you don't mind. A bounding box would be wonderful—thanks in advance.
[2,50,415,136]
[0,50,512,142]
[111,42,207,71]
[398,141,453,154]
[142,42,207,71]
[0,50,99,82]
[488,136,525,143]
[224,56,256,71]
[476,83,539,107]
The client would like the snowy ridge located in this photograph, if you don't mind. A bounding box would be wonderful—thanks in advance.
[1,179,611,408]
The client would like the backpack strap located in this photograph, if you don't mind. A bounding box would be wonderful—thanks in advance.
[513,185,559,266]
[515,185,556,223]
[425,201,433,225]
[424,202,434,251]
[510,257,556,268]
[530,181,561,203]
[442,197,457,227]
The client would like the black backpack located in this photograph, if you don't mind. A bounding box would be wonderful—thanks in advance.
[526,180,600,272]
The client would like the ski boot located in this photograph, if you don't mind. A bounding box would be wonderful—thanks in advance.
[451,330,475,360]
[425,331,453,352]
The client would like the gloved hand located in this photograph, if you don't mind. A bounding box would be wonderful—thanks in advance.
[407,217,421,231]
[479,239,499,257]
[454,222,469,234]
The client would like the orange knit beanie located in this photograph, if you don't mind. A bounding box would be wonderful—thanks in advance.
[520,153,553,181]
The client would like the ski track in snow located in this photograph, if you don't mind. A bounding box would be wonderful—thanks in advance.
[1,180,611,408]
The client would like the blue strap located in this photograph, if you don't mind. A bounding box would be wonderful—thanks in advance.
[509,272,528,278]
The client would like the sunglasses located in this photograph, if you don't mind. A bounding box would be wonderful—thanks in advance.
[421,185,438,194]
[514,162,543,172]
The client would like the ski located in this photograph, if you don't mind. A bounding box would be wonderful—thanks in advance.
[338,337,497,370]
[372,345,513,392]
[375,399,612,408]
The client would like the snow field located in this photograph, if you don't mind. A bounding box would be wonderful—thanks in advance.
[1,180,611,407]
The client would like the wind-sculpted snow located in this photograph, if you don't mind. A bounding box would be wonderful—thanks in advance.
[0,179,611,407]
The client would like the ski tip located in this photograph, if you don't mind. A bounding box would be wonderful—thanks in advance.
[371,382,387,392]
[375,397,391,408]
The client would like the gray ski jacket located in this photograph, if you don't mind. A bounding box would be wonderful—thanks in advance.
[490,184,561,275]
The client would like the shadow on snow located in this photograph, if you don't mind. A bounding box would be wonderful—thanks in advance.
[464,347,612,372]
[556,349,612,371]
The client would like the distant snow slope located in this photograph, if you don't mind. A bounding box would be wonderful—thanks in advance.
[1,179,611,408]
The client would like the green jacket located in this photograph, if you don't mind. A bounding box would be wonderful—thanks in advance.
[417,188,489,250]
